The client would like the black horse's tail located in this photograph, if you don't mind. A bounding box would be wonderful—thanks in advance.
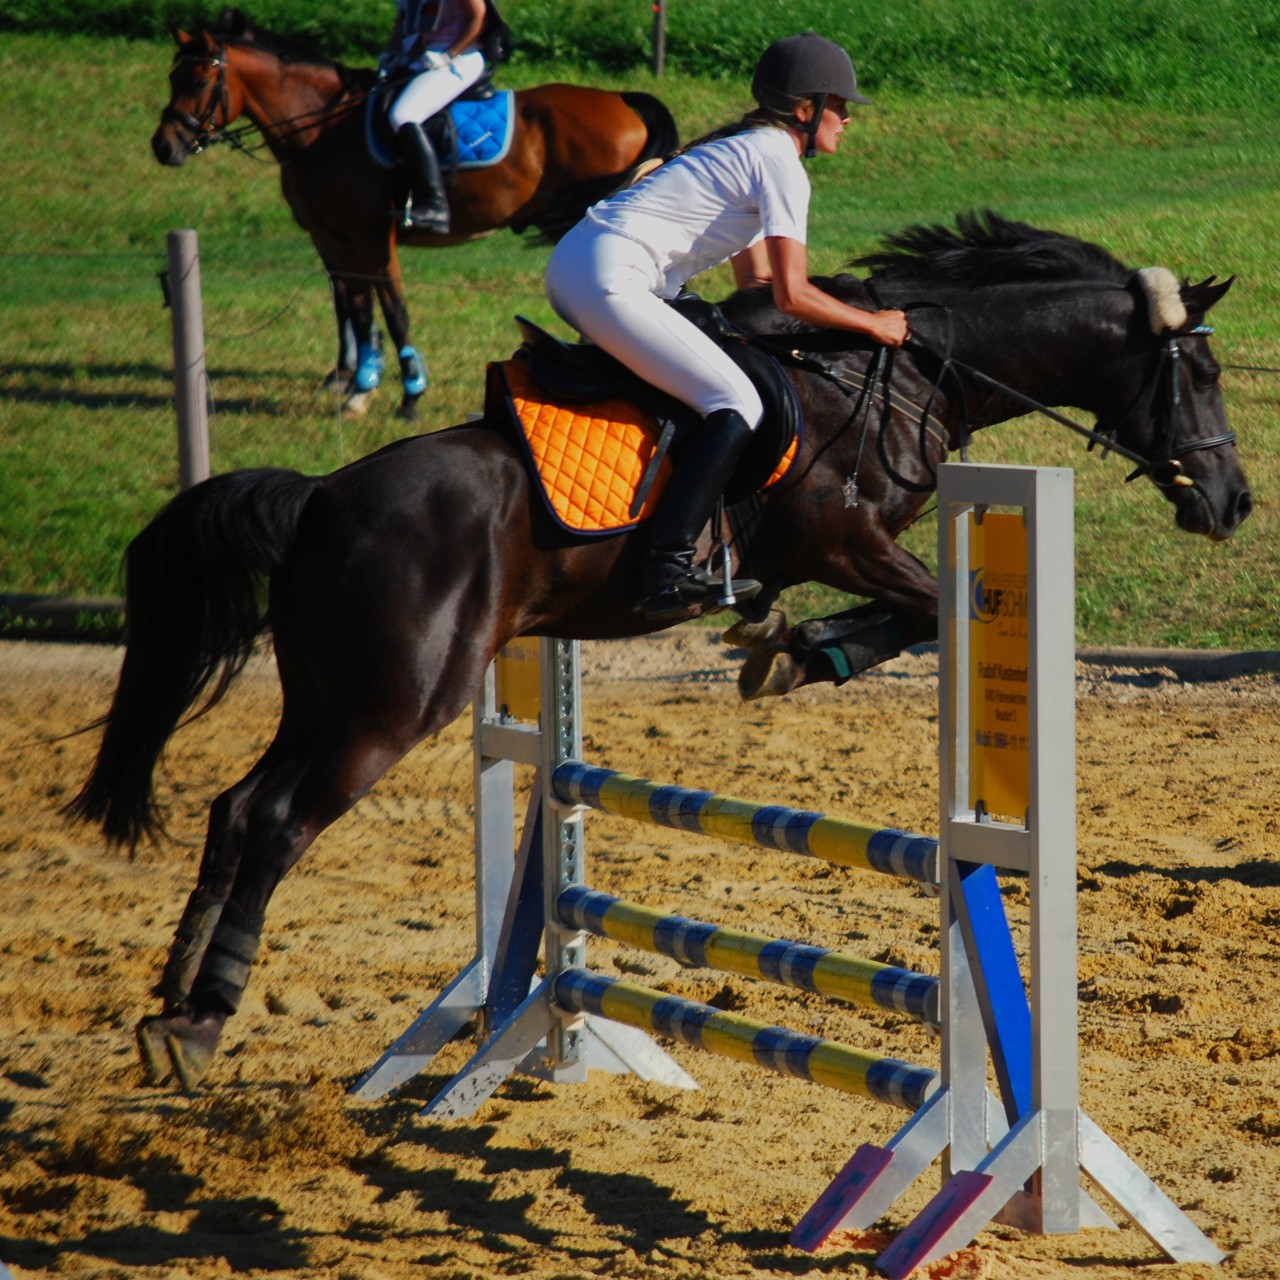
[528,90,680,243]
[64,468,317,850]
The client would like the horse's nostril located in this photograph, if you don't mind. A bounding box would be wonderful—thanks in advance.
[1235,489,1255,526]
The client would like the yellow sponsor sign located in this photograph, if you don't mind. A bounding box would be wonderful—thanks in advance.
[967,512,1029,822]
[494,636,542,722]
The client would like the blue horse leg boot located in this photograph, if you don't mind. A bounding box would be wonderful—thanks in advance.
[354,336,384,393]
[399,345,427,397]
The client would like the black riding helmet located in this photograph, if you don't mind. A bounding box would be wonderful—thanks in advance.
[751,33,870,156]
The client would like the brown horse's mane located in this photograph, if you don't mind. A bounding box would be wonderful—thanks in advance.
[205,7,341,70]
[853,209,1131,290]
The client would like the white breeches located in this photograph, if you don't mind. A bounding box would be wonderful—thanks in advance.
[545,219,764,426]
[388,50,488,130]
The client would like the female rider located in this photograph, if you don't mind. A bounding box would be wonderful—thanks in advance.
[380,0,488,234]
[546,34,910,620]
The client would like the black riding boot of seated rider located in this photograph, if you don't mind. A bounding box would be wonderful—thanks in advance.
[641,408,763,620]
[397,122,450,234]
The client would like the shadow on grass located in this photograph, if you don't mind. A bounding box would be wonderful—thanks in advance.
[1,360,321,417]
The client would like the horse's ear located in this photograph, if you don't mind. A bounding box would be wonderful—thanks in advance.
[172,25,190,45]
[1181,275,1234,319]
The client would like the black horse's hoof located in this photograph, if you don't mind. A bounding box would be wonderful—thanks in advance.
[396,396,421,422]
[166,1015,225,1093]
[135,1015,174,1086]
[135,1010,224,1092]
[737,647,802,701]
[722,609,789,653]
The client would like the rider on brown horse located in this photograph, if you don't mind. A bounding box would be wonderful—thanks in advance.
[380,0,500,233]
[546,34,911,620]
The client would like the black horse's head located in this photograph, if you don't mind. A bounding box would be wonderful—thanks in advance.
[853,212,1253,542]
[1109,269,1251,539]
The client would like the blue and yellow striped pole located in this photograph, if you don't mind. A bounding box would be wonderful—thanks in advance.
[552,763,938,884]
[554,968,939,1112]
[558,885,939,1024]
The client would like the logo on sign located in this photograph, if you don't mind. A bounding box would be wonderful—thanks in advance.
[969,568,1026,625]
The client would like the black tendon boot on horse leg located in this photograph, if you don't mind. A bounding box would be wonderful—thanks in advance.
[135,901,262,1092]
[397,121,451,234]
[642,409,763,620]
[738,602,907,700]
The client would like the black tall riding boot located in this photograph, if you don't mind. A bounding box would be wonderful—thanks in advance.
[641,408,763,620]
[396,121,451,234]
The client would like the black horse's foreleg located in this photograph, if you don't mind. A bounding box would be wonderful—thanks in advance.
[739,601,928,699]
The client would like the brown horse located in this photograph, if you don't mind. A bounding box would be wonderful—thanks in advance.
[68,213,1252,1091]
[150,10,678,416]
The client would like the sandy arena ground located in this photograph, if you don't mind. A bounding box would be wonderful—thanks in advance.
[1,630,1278,1280]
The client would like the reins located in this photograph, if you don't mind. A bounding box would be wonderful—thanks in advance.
[734,290,1236,500]
[906,323,1236,490]
[165,43,368,159]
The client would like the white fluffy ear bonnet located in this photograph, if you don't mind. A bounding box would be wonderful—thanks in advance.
[1134,267,1187,333]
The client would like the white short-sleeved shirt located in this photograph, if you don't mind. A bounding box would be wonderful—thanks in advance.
[584,126,809,298]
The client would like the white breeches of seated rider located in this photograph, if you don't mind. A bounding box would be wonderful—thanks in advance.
[546,219,764,426]
[388,50,487,130]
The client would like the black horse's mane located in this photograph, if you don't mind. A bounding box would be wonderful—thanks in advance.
[723,210,1136,343]
[854,210,1131,290]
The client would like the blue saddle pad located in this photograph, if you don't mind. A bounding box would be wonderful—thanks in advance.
[367,89,515,170]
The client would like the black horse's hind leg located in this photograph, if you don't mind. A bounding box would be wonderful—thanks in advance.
[136,763,282,1084]
[141,655,492,1090]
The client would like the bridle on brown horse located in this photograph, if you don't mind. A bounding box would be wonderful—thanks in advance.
[161,49,234,154]
[161,39,361,158]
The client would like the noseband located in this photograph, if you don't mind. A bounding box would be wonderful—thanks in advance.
[162,47,230,154]
[1093,328,1238,490]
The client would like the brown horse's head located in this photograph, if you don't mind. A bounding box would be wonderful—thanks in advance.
[151,28,233,166]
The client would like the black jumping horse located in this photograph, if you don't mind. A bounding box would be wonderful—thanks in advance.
[68,213,1252,1090]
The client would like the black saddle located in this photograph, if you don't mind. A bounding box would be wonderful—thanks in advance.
[510,298,802,506]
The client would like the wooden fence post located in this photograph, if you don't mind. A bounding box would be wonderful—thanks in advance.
[167,228,210,490]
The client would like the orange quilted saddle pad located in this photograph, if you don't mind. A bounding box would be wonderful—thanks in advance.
[491,358,796,535]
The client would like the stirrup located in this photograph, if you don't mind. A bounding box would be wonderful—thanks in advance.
[401,199,450,234]
[642,556,761,621]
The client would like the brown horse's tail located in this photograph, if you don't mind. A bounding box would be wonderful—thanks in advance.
[529,90,680,243]
[64,468,316,850]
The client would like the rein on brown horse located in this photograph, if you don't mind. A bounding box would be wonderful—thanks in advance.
[164,41,367,158]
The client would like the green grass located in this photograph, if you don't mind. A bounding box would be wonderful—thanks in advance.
[0,30,1277,649]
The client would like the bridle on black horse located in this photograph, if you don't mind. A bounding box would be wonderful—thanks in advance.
[926,324,1238,491]
[1087,328,1237,488]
